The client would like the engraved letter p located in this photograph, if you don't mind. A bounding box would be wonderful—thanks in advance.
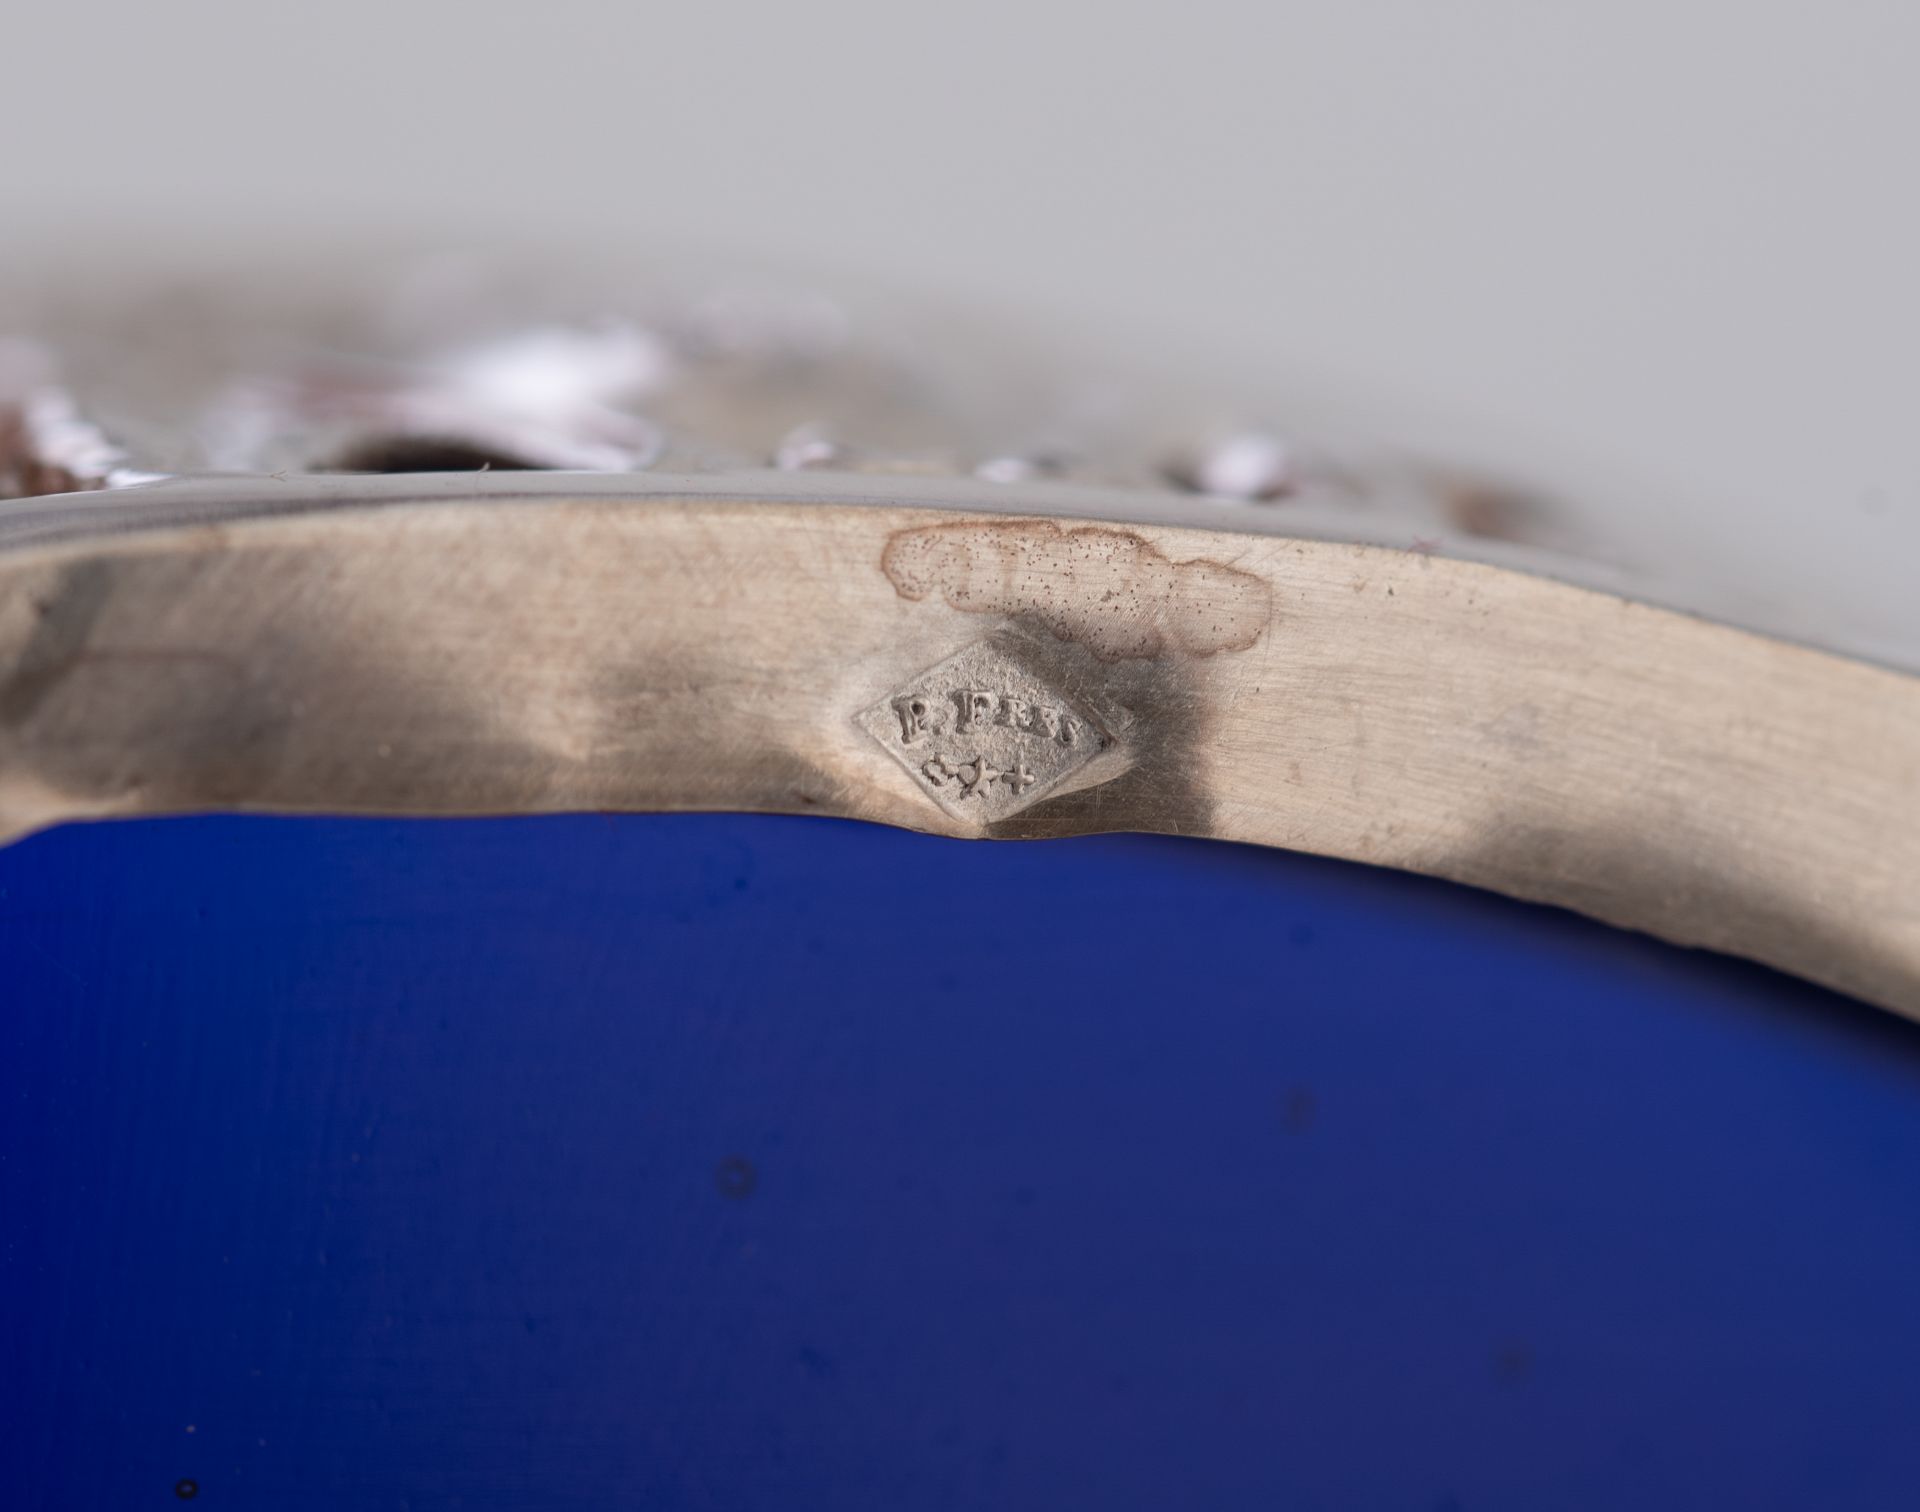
[893,695,937,743]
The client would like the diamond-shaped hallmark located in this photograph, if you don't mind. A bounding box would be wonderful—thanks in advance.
[858,639,1110,823]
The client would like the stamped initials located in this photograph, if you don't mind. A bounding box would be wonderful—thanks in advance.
[857,639,1109,822]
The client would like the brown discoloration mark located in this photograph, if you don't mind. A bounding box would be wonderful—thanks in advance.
[881,520,1272,661]
[1433,469,1556,546]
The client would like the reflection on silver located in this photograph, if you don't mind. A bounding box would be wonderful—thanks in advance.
[1166,431,1294,502]
[0,339,133,500]
[201,323,668,475]
[974,453,1071,485]
[774,423,846,471]
[5,253,1748,655]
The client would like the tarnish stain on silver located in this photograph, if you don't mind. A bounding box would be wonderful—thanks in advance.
[881,518,1273,661]
[857,639,1112,823]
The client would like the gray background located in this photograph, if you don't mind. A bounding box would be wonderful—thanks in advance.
[5,0,1913,661]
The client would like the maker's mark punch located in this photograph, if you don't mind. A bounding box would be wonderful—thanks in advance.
[857,640,1110,822]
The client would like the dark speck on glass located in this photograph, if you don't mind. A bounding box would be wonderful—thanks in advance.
[715,1155,757,1200]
